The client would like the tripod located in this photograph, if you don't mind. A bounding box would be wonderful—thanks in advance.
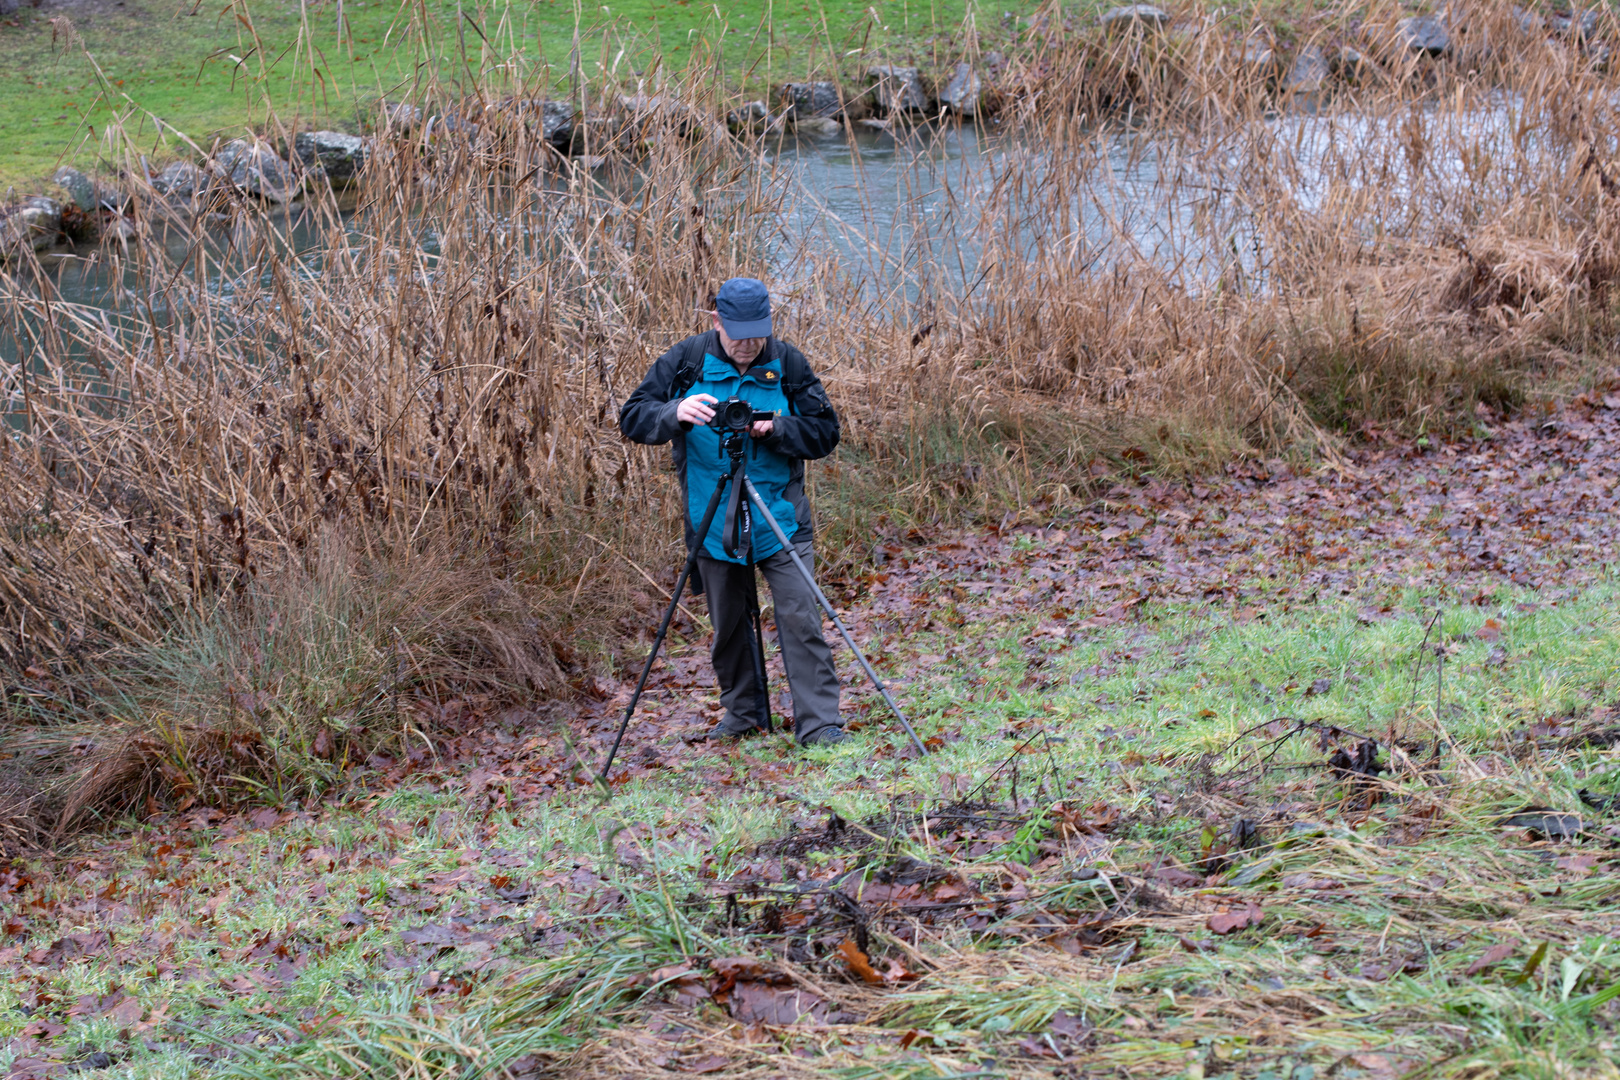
[597,430,928,784]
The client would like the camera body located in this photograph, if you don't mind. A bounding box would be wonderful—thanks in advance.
[707,397,775,435]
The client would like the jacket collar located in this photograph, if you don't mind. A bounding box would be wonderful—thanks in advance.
[702,333,780,380]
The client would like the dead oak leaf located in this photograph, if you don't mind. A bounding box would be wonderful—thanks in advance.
[676,1054,730,1074]
[1466,942,1517,976]
[1556,854,1601,875]
[1206,903,1264,935]
[728,980,830,1025]
[838,939,885,985]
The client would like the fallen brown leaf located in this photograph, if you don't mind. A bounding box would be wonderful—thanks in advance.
[1466,942,1517,976]
[1207,903,1264,935]
[838,939,885,985]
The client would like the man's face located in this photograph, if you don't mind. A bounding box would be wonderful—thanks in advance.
[713,313,765,368]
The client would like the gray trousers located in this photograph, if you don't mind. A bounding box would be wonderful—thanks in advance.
[697,539,842,744]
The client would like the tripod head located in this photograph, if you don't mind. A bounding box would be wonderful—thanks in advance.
[717,427,750,462]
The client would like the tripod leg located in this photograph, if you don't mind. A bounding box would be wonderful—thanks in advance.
[742,479,930,757]
[596,462,737,785]
[743,568,772,734]
[596,556,695,785]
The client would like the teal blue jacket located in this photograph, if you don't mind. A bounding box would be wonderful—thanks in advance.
[619,332,840,574]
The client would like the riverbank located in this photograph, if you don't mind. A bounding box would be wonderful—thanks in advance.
[0,0,1053,191]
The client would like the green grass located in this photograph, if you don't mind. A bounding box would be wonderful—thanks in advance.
[7,531,1620,1077]
[0,0,1035,190]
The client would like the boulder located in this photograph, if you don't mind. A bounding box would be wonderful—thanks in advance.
[1099,5,1170,31]
[101,217,137,247]
[868,63,929,113]
[377,100,424,131]
[777,81,845,120]
[420,114,481,146]
[616,94,729,143]
[792,115,843,136]
[505,99,575,149]
[212,139,298,202]
[1551,9,1601,39]
[726,100,773,132]
[52,166,127,213]
[1241,38,1279,75]
[939,61,982,115]
[293,131,371,187]
[151,161,203,199]
[1394,14,1450,55]
[0,196,63,259]
[1512,6,1546,34]
[51,166,94,211]
[1331,45,1373,81]
[1283,44,1330,93]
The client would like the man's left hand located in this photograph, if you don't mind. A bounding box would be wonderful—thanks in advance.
[750,418,774,438]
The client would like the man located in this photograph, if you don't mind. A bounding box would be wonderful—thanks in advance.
[619,278,849,749]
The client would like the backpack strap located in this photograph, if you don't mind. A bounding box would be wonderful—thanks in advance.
[771,339,813,415]
[668,333,708,400]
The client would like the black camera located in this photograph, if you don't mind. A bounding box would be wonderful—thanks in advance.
[707,397,774,435]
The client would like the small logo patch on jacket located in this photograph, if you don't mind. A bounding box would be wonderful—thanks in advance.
[761,370,779,381]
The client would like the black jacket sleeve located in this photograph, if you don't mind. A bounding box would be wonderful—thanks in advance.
[764,343,841,461]
[618,341,688,446]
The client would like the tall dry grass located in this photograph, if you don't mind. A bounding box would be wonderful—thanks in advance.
[2,0,1618,828]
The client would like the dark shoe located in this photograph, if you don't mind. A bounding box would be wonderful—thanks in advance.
[800,726,851,749]
[705,715,769,742]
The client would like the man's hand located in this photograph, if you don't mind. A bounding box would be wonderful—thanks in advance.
[750,418,774,438]
[676,393,718,426]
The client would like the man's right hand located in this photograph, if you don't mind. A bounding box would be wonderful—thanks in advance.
[676,393,719,426]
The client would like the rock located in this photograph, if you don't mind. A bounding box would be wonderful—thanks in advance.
[1512,6,1546,34]
[939,61,982,115]
[421,114,481,146]
[293,131,371,187]
[488,98,575,149]
[1331,45,1373,81]
[1099,4,1170,31]
[51,166,126,213]
[0,0,18,16]
[378,100,424,131]
[1395,14,1450,55]
[793,115,843,136]
[1284,45,1330,93]
[726,100,773,132]
[777,81,845,120]
[1551,9,1601,39]
[101,217,137,246]
[617,94,729,144]
[513,99,575,148]
[212,139,298,202]
[869,63,929,113]
[150,161,203,199]
[0,196,63,259]
[1241,37,1279,74]
[51,166,95,211]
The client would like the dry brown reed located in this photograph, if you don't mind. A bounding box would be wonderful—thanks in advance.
[2,0,1618,823]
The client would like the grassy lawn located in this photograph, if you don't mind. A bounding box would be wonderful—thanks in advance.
[0,0,1032,191]
[6,407,1620,1077]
